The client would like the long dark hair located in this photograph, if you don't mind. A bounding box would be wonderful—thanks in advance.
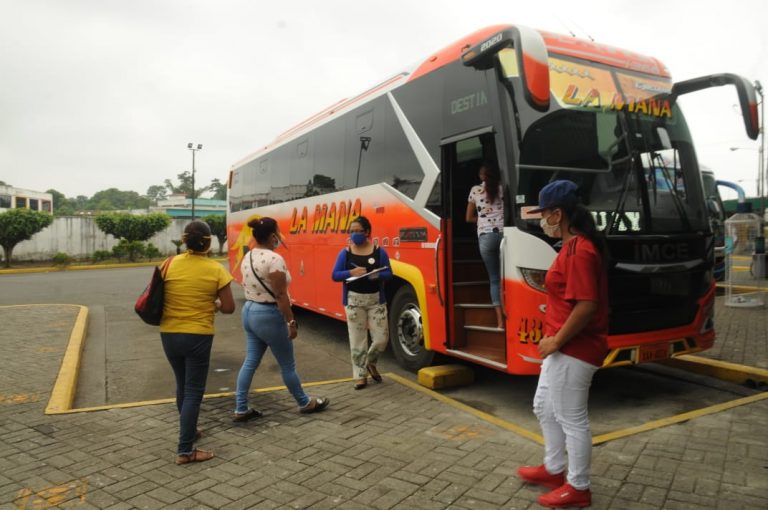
[482,161,501,204]
[248,217,279,245]
[183,220,212,252]
[561,201,607,259]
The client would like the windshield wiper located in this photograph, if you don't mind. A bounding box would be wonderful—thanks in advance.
[607,114,639,235]
[650,151,691,231]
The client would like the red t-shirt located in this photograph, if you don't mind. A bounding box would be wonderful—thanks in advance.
[544,236,608,367]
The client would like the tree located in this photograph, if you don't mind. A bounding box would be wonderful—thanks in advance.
[95,212,171,261]
[202,214,227,255]
[208,178,227,201]
[145,185,168,205]
[46,189,73,215]
[164,171,210,199]
[87,188,150,211]
[0,209,53,267]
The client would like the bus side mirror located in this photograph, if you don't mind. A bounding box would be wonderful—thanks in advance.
[706,197,723,219]
[672,74,759,140]
[462,26,550,112]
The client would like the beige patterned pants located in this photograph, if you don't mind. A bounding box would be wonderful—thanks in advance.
[345,291,389,378]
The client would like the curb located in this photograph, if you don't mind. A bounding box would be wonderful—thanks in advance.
[45,305,89,414]
[0,257,228,275]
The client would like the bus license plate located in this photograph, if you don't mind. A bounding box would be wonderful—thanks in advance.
[638,343,670,363]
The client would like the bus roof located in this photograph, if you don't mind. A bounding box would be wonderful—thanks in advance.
[233,24,670,168]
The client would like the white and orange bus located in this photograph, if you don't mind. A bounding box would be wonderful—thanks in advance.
[226,25,759,373]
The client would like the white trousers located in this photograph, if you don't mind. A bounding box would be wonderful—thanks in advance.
[533,351,598,490]
[344,291,389,378]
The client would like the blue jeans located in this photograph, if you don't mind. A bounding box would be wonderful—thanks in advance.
[479,231,503,305]
[160,332,213,455]
[235,301,310,412]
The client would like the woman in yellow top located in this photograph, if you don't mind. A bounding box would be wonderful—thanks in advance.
[160,220,234,465]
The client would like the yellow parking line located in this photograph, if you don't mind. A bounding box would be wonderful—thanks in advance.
[386,373,545,444]
[592,392,768,445]
[661,355,768,385]
[40,308,768,447]
[45,306,88,414]
[46,377,354,414]
[716,282,767,292]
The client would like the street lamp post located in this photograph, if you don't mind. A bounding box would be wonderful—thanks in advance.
[187,143,203,219]
[755,80,765,220]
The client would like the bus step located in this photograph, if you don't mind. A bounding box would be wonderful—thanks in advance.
[453,283,492,304]
[453,260,488,281]
[456,304,497,328]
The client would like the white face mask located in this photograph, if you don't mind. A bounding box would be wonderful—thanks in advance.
[540,215,561,238]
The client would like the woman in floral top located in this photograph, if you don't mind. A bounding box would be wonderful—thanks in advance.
[466,162,505,328]
[233,217,329,421]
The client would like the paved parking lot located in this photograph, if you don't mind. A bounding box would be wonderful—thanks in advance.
[0,270,767,508]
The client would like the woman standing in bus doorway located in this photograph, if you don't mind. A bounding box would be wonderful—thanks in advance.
[160,220,235,465]
[516,180,609,508]
[466,161,505,328]
[331,216,393,390]
[233,217,329,420]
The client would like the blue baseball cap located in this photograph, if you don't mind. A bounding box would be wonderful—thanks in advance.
[530,180,579,213]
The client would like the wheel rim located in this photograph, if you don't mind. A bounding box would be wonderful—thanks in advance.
[396,304,423,357]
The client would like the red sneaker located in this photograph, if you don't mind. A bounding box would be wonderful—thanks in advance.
[517,464,566,489]
[538,483,592,508]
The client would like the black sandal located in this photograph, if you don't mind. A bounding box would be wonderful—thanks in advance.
[232,408,263,423]
[367,365,382,383]
[300,397,330,414]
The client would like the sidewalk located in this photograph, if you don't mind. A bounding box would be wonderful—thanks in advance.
[1,302,766,509]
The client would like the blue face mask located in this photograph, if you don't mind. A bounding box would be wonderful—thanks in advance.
[350,232,367,246]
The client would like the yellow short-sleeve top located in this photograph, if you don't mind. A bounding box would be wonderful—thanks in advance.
[159,252,234,335]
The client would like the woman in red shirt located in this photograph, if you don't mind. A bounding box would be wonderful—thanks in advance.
[517,180,608,508]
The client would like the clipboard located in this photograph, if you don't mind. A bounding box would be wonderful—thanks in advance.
[345,266,388,283]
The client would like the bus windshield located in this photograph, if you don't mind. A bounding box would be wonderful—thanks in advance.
[504,53,708,235]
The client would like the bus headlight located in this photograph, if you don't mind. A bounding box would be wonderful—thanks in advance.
[520,268,547,293]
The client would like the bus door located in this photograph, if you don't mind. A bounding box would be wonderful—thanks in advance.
[440,130,507,368]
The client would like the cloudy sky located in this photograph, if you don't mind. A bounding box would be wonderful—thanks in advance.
[1,0,766,201]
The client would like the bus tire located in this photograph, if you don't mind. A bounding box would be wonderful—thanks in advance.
[388,285,433,372]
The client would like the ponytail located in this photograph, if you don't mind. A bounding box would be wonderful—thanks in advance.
[563,203,607,259]
[183,220,212,253]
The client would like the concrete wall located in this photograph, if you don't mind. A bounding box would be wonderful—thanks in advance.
[6,217,227,262]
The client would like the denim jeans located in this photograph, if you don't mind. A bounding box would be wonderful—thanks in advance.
[160,332,213,455]
[235,301,310,412]
[478,231,502,305]
[533,351,599,490]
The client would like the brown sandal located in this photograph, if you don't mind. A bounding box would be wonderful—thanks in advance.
[175,448,214,465]
[299,397,330,414]
[354,377,368,390]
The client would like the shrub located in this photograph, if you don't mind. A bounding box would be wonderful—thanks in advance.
[92,250,112,263]
[52,252,72,267]
[145,243,161,260]
[112,239,145,262]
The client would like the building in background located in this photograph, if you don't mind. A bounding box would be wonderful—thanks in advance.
[152,194,226,218]
[0,185,53,213]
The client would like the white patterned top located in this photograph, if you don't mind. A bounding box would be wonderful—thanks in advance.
[468,183,504,235]
[240,248,291,303]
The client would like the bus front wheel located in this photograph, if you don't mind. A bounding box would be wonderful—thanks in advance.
[388,286,433,372]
